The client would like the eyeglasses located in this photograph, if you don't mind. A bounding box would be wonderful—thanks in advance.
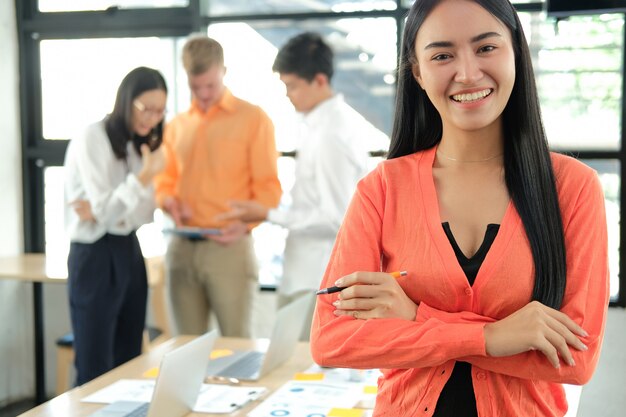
[133,99,167,119]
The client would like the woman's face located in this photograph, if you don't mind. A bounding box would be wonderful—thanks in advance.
[412,0,516,134]
[131,88,167,136]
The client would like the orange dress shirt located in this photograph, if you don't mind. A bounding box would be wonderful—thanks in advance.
[155,88,281,228]
[310,146,609,417]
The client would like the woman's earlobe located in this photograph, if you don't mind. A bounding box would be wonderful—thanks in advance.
[411,64,424,89]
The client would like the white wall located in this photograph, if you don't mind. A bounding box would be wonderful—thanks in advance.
[0,3,73,405]
[0,0,33,406]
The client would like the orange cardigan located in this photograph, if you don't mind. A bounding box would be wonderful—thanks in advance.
[310,146,609,417]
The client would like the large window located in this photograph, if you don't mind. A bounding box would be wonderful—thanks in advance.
[17,0,626,304]
[520,12,623,150]
[40,38,181,140]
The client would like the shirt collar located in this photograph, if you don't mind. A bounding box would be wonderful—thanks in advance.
[189,87,236,115]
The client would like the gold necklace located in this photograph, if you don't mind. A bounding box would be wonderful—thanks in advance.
[437,150,503,163]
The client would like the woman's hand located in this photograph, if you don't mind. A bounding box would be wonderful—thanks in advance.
[137,144,166,186]
[70,199,95,222]
[483,300,588,368]
[331,271,417,321]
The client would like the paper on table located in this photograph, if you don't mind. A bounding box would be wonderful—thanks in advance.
[328,408,365,417]
[81,379,266,413]
[297,365,381,409]
[247,380,363,417]
[194,384,266,414]
[301,364,381,387]
[82,379,154,404]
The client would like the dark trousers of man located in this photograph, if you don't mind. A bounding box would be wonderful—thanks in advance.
[68,232,147,386]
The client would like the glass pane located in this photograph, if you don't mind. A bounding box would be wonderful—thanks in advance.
[582,159,620,301]
[519,12,623,150]
[40,37,182,140]
[206,0,395,16]
[207,18,396,152]
[39,0,188,12]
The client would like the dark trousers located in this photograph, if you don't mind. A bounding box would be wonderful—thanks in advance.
[68,232,147,386]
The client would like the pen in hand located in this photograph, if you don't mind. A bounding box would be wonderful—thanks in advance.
[316,270,408,295]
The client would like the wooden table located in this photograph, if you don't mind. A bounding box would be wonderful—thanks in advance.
[0,253,67,404]
[17,336,314,417]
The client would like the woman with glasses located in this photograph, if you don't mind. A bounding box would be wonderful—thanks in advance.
[64,66,167,385]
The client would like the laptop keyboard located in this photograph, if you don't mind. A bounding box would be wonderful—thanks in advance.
[125,403,149,417]
[219,351,264,378]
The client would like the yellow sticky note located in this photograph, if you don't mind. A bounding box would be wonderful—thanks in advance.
[327,408,364,417]
[210,349,234,359]
[363,385,378,394]
[294,372,325,381]
[143,367,159,378]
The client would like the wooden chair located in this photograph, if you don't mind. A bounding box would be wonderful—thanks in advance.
[55,255,172,395]
[55,333,75,396]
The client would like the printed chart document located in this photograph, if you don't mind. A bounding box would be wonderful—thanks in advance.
[82,379,266,414]
[247,380,363,417]
[247,365,381,417]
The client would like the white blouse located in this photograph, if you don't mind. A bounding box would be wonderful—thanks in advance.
[64,120,156,243]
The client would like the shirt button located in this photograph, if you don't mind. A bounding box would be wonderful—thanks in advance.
[464,288,472,296]
[476,372,487,380]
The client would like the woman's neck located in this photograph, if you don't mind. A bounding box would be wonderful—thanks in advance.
[438,121,504,163]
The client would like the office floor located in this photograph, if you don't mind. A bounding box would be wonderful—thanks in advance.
[2,293,623,417]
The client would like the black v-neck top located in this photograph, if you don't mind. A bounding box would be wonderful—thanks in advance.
[433,222,500,417]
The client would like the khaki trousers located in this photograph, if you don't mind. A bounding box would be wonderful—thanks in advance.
[166,235,257,337]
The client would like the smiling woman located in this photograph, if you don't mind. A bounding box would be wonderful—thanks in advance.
[310,1,610,416]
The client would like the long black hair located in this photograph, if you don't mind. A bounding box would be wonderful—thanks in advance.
[105,66,167,160]
[389,0,566,309]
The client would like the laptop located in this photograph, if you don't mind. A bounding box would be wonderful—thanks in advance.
[205,293,314,382]
[89,329,218,417]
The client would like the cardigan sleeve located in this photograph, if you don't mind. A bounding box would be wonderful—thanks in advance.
[460,168,609,384]
[310,167,488,370]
